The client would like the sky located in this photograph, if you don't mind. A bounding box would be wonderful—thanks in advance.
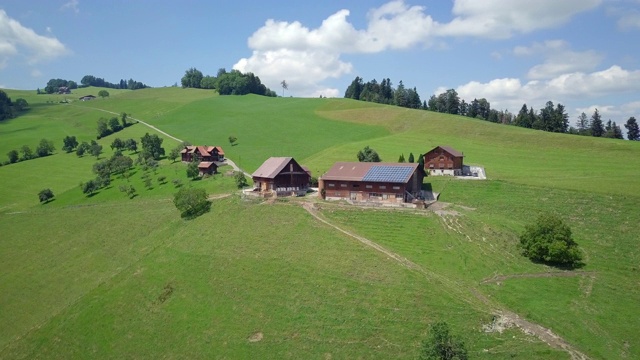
[1,0,640,124]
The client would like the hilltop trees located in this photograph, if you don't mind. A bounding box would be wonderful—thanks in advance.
[519,213,583,267]
[0,90,13,121]
[590,109,605,137]
[357,146,381,162]
[625,117,639,140]
[80,75,149,89]
[181,67,204,88]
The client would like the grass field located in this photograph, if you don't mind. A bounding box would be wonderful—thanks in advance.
[1,87,639,359]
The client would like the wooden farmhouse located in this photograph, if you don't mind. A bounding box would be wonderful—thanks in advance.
[423,146,464,176]
[252,157,311,196]
[181,146,225,163]
[319,162,423,203]
[198,161,218,176]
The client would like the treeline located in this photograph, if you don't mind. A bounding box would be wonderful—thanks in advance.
[0,90,28,121]
[181,68,277,97]
[344,77,422,109]
[80,75,149,90]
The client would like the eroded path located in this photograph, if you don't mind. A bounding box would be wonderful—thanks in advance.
[301,201,590,360]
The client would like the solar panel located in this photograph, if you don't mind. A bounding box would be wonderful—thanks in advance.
[362,166,414,183]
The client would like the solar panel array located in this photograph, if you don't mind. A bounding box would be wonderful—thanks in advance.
[362,165,414,183]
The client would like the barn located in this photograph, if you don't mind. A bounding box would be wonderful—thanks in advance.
[319,162,423,203]
[423,146,464,176]
[198,161,218,176]
[252,157,311,196]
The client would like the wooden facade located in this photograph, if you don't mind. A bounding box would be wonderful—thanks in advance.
[423,146,464,176]
[252,157,310,196]
[181,146,225,163]
[319,162,422,204]
[198,161,218,176]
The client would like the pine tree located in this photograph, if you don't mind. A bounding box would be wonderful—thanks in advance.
[576,112,589,135]
[590,109,604,137]
[625,117,639,140]
[398,154,405,162]
[408,153,415,163]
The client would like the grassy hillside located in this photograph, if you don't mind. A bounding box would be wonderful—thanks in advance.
[1,87,639,359]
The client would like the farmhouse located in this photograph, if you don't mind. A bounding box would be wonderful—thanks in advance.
[252,157,310,196]
[423,146,464,176]
[198,161,218,176]
[58,87,71,94]
[319,162,423,204]
[79,95,96,101]
[181,146,225,163]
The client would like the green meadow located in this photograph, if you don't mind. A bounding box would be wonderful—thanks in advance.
[0,87,638,359]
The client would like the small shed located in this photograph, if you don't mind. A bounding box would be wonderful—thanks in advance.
[198,161,218,176]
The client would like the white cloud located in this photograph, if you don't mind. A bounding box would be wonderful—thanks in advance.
[513,40,603,79]
[453,66,640,112]
[235,0,602,96]
[0,10,69,67]
[434,0,601,39]
[61,0,80,14]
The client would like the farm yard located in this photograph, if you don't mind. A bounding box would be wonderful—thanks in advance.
[0,87,639,359]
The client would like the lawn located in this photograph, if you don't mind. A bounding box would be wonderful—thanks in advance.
[1,88,639,359]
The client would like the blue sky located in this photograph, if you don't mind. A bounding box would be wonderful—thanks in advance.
[1,0,640,124]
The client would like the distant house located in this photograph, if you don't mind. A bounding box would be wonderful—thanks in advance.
[79,95,95,101]
[252,157,310,196]
[198,161,218,176]
[423,146,464,176]
[319,162,423,203]
[181,146,225,163]
[58,87,71,94]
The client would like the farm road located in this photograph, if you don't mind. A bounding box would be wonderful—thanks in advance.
[69,104,252,177]
[301,201,590,360]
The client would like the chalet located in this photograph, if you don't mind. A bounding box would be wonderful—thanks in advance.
[181,146,225,163]
[423,146,464,176]
[79,95,96,101]
[58,87,71,94]
[198,161,218,176]
[319,162,423,203]
[252,157,310,196]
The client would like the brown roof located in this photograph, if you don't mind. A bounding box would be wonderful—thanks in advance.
[320,162,419,183]
[198,161,216,169]
[253,157,306,179]
[213,146,224,156]
[427,146,464,158]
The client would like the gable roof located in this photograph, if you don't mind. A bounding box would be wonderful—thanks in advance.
[321,162,419,183]
[426,145,464,158]
[198,161,217,169]
[252,157,308,179]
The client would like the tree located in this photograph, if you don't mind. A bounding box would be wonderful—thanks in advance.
[97,118,110,138]
[76,142,90,157]
[200,75,217,89]
[90,142,103,159]
[140,133,165,160]
[228,135,237,146]
[35,138,55,157]
[108,117,122,132]
[62,135,79,152]
[98,90,110,99]
[168,146,181,163]
[38,188,55,203]
[575,112,589,135]
[419,322,468,360]
[14,98,28,112]
[519,213,583,267]
[111,138,125,151]
[357,146,381,162]
[234,171,248,188]
[7,149,18,163]
[120,112,129,128]
[124,138,138,152]
[81,180,99,196]
[398,154,405,162]
[181,67,204,88]
[625,117,640,140]
[119,184,136,199]
[187,160,200,179]
[173,187,210,219]
[280,80,288,97]
[408,152,415,163]
[612,122,624,139]
[20,145,33,160]
[590,109,604,137]
[0,90,13,121]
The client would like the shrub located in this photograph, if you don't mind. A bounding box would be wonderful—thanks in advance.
[519,213,583,267]
[234,171,248,188]
[419,322,468,360]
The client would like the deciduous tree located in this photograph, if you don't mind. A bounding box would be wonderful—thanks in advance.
[187,160,200,179]
[234,171,248,188]
[62,135,79,152]
[38,188,54,203]
[98,90,110,99]
[519,213,583,267]
[356,146,381,162]
[7,149,18,163]
[140,133,165,160]
[173,187,210,219]
[35,139,55,157]
[181,68,203,88]
[419,322,468,360]
[20,145,34,160]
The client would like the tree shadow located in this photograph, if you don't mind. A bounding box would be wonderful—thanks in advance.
[180,201,212,220]
[41,198,56,205]
[531,259,585,270]
[129,194,138,199]
[86,191,100,198]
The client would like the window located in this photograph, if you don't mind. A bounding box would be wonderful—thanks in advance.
[369,192,382,198]
[340,183,347,188]
[352,184,360,188]
[392,186,400,190]
[380,185,386,189]
[328,183,335,187]
[439,163,444,168]
[382,194,389,200]
[396,193,404,199]
[366,185,373,189]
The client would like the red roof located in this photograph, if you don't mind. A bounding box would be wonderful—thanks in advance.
[198,161,217,169]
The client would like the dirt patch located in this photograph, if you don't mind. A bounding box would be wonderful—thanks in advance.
[480,271,597,285]
[248,332,263,343]
[482,315,514,334]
